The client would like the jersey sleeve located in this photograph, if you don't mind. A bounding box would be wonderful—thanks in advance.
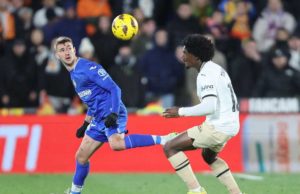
[87,64,121,114]
[197,73,217,100]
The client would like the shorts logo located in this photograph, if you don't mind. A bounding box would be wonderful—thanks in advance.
[201,85,214,91]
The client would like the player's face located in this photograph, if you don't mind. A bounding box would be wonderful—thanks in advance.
[55,42,76,66]
[182,46,200,69]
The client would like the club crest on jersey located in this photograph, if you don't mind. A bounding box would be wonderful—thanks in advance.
[201,85,214,91]
[98,69,109,80]
[98,69,107,76]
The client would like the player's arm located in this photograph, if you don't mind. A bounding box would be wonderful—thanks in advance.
[88,66,121,127]
[163,75,217,118]
[178,96,217,116]
[163,96,217,118]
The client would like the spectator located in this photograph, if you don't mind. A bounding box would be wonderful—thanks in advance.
[130,18,156,59]
[218,0,256,24]
[138,0,154,18]
[78,37,96,61]
[41,7,61,47]
[33,0,64,28]
[252,47,300,97]
[252,0,296,52]
[89,15,120,70]
[0,39,38,107]
[167,3,202,50]
[39,50,75,113]
[28,28,49,103]
[288,32,300,71]
[139,29,184,108]
[110,45,146,108]
[228,0,252,40]
[190,0,214,26]
[13,7,33,41]
[230,39,263,97]
[77,0,111,19]
[0,0,16,42]
[205,10,227,39]
[272,27,290,50]
[42,2,86,49]
[132,7,145,24]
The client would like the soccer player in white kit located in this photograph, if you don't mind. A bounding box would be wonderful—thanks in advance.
[163,34,244,194]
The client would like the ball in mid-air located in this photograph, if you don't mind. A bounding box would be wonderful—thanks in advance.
[112,14,139,40]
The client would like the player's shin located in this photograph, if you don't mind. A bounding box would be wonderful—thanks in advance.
[210,158,241,194]
[168,152,201,192]
[71,161,90,194]
[124,134,156,149]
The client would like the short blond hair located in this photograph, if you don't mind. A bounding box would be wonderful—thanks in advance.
[53,36,73,51]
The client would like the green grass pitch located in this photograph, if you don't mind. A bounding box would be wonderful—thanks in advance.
[0,173,299,194]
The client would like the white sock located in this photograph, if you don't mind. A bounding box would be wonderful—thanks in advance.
[152,133,177,145]
[151,135,160,144]
[189,186,201,192]
[71,183,83,192]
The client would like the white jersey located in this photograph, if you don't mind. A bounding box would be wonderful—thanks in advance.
[197,61,239,136]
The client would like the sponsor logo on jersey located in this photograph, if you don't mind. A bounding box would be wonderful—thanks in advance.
[201,85,214,91]
[78,89,92,98]
[89,66,97,70]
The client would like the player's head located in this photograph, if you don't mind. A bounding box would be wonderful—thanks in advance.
[54,36,77,67]
[181,34,214,69]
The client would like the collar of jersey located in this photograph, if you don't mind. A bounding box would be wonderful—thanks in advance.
[71,57,81,72]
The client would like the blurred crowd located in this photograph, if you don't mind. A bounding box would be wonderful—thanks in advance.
[0,0,300,114]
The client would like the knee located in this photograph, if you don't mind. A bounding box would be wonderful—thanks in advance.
[75,150,89,164]
[202,149,217,165]
[163,141,177,157]
[109,138,125,151]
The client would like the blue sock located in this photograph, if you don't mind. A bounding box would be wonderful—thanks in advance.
[73,161,90,186]
[124,134,157,149]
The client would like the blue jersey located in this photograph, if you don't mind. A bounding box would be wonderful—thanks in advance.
[70,58,127,124]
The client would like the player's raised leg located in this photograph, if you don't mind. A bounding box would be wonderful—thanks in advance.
[107,132,177,151]
[164,132,206,194]
[70,135,103,194]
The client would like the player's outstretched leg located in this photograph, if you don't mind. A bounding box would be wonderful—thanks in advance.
[122,132,177,149]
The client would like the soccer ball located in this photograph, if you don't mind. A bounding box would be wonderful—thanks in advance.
[111,14,139,40]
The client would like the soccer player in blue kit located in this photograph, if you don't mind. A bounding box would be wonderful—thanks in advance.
[53,36,174,194]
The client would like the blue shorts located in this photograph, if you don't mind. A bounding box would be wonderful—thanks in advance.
[85,115,128,142]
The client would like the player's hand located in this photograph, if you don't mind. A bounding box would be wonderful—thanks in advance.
[76,121,89,138]
[162,107,180,118]
[104,113,118,128]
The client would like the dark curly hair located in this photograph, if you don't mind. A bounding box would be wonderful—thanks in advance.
[182,34,214,62]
